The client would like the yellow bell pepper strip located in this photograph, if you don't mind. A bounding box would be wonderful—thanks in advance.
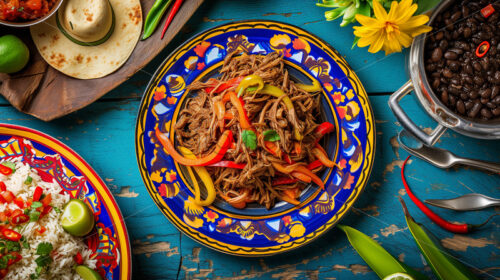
[236,75,264,97]
[295,79,322,92]
[155,128,233,166]
[245,84,303,140]
[178,147,216,206]
[271,162,325,190]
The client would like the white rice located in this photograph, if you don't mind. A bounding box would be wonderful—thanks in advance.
[0,160,96,280]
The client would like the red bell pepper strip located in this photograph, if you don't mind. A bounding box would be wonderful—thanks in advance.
[307,160,324,171]
[314,122,335,144]
[312,145,336,168]
[272,177,298,186]
[208,161,246,169]
[205,77,244,94]
[0,164,12,176]
[2,228,21,241]
[271,162,325,190]
[0,182,5,192]
[226,91,253,130]
[155,128,233,166]
[33,186,43,201]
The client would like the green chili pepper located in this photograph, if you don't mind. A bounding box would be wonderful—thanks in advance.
[142,0,174,40]
[399,198,479,280]
[338,224,428,280]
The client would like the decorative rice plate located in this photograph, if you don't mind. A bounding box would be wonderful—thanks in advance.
[0,124,131,278]
[136,20,375,256]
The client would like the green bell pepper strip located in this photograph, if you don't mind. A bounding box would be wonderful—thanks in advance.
[338,224,428,280]
[142,0,173,40]
[399,198,479,280]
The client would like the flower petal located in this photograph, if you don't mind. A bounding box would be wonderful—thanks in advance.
[397,31,413,48]
[372,0,388,21]
[400,15,430,30]
[355,14,383,27]
[357,32,381,47]
[367,31,385,53]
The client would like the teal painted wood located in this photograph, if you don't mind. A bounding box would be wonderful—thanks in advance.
[0,95,499,279]
[0,0,499,279]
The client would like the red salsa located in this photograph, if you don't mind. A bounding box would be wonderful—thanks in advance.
[0,0,57,22]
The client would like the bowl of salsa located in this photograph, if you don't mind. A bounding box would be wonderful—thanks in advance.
[0,0,63,27]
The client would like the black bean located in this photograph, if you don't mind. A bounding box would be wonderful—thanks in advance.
[441,91,449,104]
[481,98,489,105]
[464,63,473,74]
[444,51,458,60]
[463,27,472,38]
[433,79,440,89]
[465,101,474,110]
[494,72,500,84]
[469,91,479,99]
[439,40,449,49]
[493,95,500,104]
[431,48,443,62]
[460,93,469,100]
[481,108,493,119]
[449,61,460,71]
[492,86,500,98]
[473,76,484,85]
[449,95,457,107]
[442,68,453,78]
[457,100,466,114]
[468,102,482,118]
[493,108,500,116]
[435,32,444,40]
[473,62,482,72]
[486,102,497,109]
[451,11,462,22]
[480,88,492,99]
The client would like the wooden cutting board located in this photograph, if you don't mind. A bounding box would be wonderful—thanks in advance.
[0,0,204,121]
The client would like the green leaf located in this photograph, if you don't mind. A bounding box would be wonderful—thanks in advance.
[401,200,479,280]
[6,240,20,252]
[1,162,16,173]
[263,130,281,142]
[415,0,440,14]
[324,7,347,21]
[24,176,32,185]
[352,36,361,49]
[31,202,43,209]
[241,130,257,150]
[36,242,53,255]
[35,255,52,267]
[338,225,428,280]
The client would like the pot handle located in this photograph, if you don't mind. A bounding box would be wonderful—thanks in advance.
[388,80,447,146]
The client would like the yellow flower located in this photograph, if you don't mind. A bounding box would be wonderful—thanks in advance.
[353,0,432,55]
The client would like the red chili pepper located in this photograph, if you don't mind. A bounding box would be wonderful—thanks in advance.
[40,205,52,218]
[40,193,52,207]
[0,182,5,192]
[476,41,490,58]
[160,0,184,39]
[74,252,84,265]
[10,213,29,225]
[33,186,43,201]
[1,191,15,204]
[208,161,246,169]
[1,228,21,241]
[401,156,496,233]
[205,77,245,94]
[481,4,495,18]
[0,165,12,176]
[37,226,46,235]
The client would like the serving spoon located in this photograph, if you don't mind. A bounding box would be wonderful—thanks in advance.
[425,193,500,211]
[398,130,500,173]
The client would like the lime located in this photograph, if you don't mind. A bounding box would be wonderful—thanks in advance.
[61,199,95,237]
[383,272,415,280]
[0,35,30,74]
[75,265,103,280]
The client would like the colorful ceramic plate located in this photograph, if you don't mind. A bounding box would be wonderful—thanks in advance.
[0,124,131,279]
[135,20,375,256]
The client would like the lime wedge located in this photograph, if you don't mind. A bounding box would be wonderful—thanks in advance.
[75,265,103,280]
[383,272,415,280]
[61,199,94,237]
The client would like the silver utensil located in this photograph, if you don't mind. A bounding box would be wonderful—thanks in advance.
[425,193,500,211]
[398,130,500,173]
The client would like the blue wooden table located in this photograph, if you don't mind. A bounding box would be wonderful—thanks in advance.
[1,1,499,279]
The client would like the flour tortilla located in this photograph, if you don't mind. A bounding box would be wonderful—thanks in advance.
[30,0,142,79]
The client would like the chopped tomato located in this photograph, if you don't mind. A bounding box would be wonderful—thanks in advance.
[0,195,6,204]
[0,213,7,223]
[0,182,5,192]
[40,193,52,206]
[33,186,43,201]
[3,208,11,217]
[74,252,84,265]
[10,212,29,225]
[13,197,25,209]
[40,205,52,218]
[37,226,46,235]
[0,165,12,176]
[26,198,32,208]
[1,191,15,204]
[25,0,42,10]
[6,252,22,265]
[0,269,7,278]
[1,228,21,241]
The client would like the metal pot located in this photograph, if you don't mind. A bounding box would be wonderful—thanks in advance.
[389,0,500,146]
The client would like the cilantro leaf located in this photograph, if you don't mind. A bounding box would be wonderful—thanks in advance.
[241,130,257,150]
[0,256,7,269]
[36,242,53,255]
[31,202,43,209]
[54,207,62,214]
[22,238,30,249]
[6,241,20,252]
[263,130,280,142]
[24,176,32,185]
[35,255,52,267]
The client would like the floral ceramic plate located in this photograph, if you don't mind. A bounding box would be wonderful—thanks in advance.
[135,20,375,256]
[0,124,131,279]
